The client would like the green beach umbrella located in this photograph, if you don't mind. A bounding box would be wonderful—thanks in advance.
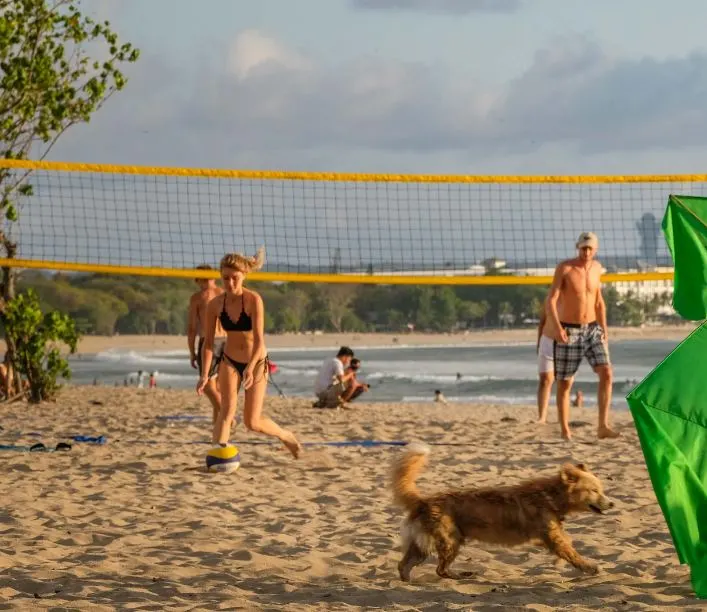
[661,195,707,321]
[626,194,707,599]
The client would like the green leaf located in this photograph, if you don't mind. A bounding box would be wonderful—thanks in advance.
[5,203,17,221]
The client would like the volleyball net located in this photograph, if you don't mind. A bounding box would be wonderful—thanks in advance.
[0,159,701,287]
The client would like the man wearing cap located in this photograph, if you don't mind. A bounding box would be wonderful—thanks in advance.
[545,232,619,441]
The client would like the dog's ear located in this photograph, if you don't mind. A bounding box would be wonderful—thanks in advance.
[561,463,580,484]
[575,463,587,472]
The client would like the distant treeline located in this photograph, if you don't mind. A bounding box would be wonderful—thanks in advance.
[16,271,676,336]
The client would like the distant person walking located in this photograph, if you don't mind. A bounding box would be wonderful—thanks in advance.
[545,232,620,441]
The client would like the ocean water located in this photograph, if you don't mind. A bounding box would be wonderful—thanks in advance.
[68,339,680,408]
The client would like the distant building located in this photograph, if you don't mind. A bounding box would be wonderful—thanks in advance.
[507,266,557,277]
[350,265,487,277]
[637,212,661,267]
[481,257,506,272]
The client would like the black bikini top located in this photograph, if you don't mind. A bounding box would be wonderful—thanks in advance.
[219,293,253,332]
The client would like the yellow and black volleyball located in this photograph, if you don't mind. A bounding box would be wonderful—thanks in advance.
[205,445,241,473]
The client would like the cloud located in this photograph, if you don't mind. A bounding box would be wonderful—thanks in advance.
[350,0,522,14]
[491,37,707,154]
[226,29,312,80]
[52,29,707,173]
[176,31,488,154]
[179,31,707,157]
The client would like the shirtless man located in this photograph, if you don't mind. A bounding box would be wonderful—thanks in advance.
[340,358,370,403]
[546,232,620,440]
[188,265,226,425]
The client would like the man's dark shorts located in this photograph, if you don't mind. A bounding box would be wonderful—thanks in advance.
[553,322,610,381]
[196,337,226,379]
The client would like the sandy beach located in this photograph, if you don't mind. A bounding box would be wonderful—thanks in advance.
[5,324,694,357]
[0,387,698,610]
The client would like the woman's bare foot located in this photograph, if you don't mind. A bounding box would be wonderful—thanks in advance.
[281,431,303,459]
[597,427,621,439]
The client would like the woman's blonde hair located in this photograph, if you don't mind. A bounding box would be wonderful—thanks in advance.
[220,246,265,274]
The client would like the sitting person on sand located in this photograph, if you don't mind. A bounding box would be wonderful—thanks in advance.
[434,389,448,405]
[340,358,370,403]
[313,346,355,408]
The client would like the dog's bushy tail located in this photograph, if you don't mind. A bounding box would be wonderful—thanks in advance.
[391,442,430,512]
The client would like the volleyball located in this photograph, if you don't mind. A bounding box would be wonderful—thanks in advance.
[205,445,241,473]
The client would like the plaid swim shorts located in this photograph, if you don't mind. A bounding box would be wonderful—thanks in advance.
[553,322,610,381]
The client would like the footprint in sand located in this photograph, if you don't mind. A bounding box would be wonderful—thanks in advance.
[230,549,253,561]
[311,494,338,505]
[265,521,286,534]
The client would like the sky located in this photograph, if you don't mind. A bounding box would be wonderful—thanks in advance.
[52,0,707,175]
[25,0,707,270]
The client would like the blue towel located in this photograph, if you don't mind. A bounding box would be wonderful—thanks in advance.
[72,435,107,445]
[302,440,408,447]
[156,415,210,422]
[0,444,30,451]
[118,439,408,448]
[156,415,242,424]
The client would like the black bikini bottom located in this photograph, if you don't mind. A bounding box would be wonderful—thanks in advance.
[222,353,270,380]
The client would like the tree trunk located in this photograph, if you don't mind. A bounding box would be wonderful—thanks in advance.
[0,235,22,397]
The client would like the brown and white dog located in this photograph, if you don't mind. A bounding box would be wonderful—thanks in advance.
[391,443,613,581]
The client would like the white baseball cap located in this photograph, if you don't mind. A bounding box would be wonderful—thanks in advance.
[576,232,599,249]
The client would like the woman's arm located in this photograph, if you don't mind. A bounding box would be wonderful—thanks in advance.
[247,291,267,367]
[242,291,266,389]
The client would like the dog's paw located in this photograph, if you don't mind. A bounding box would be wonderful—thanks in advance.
[436,570,474,580]
[398,563,411,582]
[581,562,600,575]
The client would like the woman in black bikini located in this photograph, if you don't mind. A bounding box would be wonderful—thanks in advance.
[196,248,302,459]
